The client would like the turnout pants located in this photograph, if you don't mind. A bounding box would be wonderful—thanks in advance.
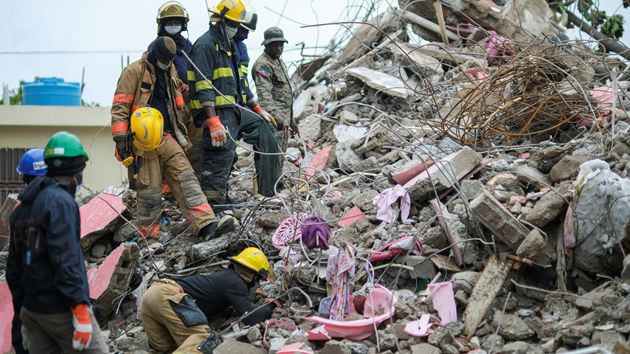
[20,307,109,354]
[140,280,220,354]
[201,106,278,201]
[187,120,204,179]
[133,136,216,237]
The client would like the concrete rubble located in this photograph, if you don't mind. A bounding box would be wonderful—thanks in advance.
[5,0,630,353]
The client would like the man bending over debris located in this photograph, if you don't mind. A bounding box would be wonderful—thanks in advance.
[7,132,109,353]
[111,36,235,240]
[140,247,279,353]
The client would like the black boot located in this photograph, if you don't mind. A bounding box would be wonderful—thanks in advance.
[199,214,236,240]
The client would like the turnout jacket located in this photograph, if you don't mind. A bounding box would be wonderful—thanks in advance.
[7,176,91,315]
[188,23,254,120]
[252,51,293,123]
[110,51,192,150]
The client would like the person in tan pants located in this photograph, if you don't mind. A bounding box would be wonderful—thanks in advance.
[140,279,219,354]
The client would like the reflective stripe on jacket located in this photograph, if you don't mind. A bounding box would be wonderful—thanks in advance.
[187,23,254,117]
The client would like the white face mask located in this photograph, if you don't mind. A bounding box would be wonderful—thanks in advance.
[165,25,181,35]
[224,25,238,39]
[156,59,172,71]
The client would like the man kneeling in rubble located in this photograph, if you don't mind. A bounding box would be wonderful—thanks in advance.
[140,247,280,353]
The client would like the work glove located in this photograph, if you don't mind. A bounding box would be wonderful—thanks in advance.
[264,298,282,309]
[206,116,227,147]
[21,325,28,350]
[115,140,127,162]
[71,304,93,351]
[253,105,278,128]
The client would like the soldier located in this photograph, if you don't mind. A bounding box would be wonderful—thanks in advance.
[252,27,299,177]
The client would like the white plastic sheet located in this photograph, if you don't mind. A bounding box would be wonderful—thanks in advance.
[573,159,630,272]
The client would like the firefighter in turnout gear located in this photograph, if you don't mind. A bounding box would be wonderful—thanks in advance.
[188,0,285,211]
[110,36,235,240]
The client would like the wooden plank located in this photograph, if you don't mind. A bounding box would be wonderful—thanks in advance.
[463,255,514,340]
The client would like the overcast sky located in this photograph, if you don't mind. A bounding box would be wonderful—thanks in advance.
[1,0,628,106]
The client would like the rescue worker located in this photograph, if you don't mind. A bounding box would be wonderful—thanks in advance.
[234,0,257,83]
[7,132,109,353]
[140,247,280,353]
[111,36,234,240]
[150,1,203,178]
[252,27,300,188]
[9,148,47,354]
[188,0,286,211]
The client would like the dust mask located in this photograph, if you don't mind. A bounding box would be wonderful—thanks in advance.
[156,59,172,71]
[165,25,181,35]
[224,24,238,39]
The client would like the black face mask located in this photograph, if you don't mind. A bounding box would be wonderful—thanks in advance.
[235,27,249,41]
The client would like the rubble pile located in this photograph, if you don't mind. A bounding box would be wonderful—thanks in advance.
[5,0,630,353]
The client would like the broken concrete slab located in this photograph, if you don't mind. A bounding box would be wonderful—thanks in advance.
[347,67,408,99]
[80,192,126,251]
[470,188,529,251]
[516,229,545,259]
[298,114,323,142]
[431,199,467,266]
[336,141,362,173]
[550,155,588,183]
[214,338,268,354]
[352,189,379,211]
[0,281,13,354]
[405,255,438,280]
[338,206,366,227]
[461,180,486,201]
[333,125,367,144]
[525,181,570,227]
[392,159,435,186]
[410,343,441,354]
[0,194,18,250]
[463,255,514,340]
[510,165,552,190]
[395,43,444,75]
[192,235,231,259]
[88,242,139,318]
[404,147,481,189]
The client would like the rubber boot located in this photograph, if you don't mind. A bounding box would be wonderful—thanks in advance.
[198,214,236,241]
[252,178,264,200]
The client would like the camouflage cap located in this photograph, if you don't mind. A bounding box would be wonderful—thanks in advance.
[261,27,288,46]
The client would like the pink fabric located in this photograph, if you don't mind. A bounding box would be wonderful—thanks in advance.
[404,314,432,337]
[564,206,575,257]
[369,235,421,262]
[327,245,356,320]
[372,185,411,224]
[278,343,313,354]
[307,325,332,340]
[428,282,457,325]
[272,213,310,249]
[486,31,513,65]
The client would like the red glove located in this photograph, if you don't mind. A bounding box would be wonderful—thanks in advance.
[71,304,93,350]
[205,116,226,147]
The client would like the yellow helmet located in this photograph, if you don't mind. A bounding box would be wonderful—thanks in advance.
[157,1,190,35]
[130,107,164,158]
[209,0,247,23]
[229,247,270,279]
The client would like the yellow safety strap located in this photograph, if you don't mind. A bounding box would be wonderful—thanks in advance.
[187,71,196,81]
[241,65,249,74]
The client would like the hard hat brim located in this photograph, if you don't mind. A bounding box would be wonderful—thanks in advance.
[209,7,247,23]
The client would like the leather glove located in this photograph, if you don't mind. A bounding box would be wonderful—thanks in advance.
[71,304,93,351]
[253,105,277,127]
[206,116,226,147]
[21,325,28,350]
[264,298,282,308]
[115,140,127,162]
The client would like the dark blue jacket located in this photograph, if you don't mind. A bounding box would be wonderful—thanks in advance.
[234,40,250,82]
[149,35,194,86]
[6,176,90,314]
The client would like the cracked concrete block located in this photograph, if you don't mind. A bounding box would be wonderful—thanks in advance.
[80,192,126,251]
[88,243,139,318]
[0,194,18,250]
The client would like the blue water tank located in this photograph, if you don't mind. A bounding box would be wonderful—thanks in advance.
[23,77,81,106]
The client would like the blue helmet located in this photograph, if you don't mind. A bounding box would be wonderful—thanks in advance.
[16,148,47,176]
